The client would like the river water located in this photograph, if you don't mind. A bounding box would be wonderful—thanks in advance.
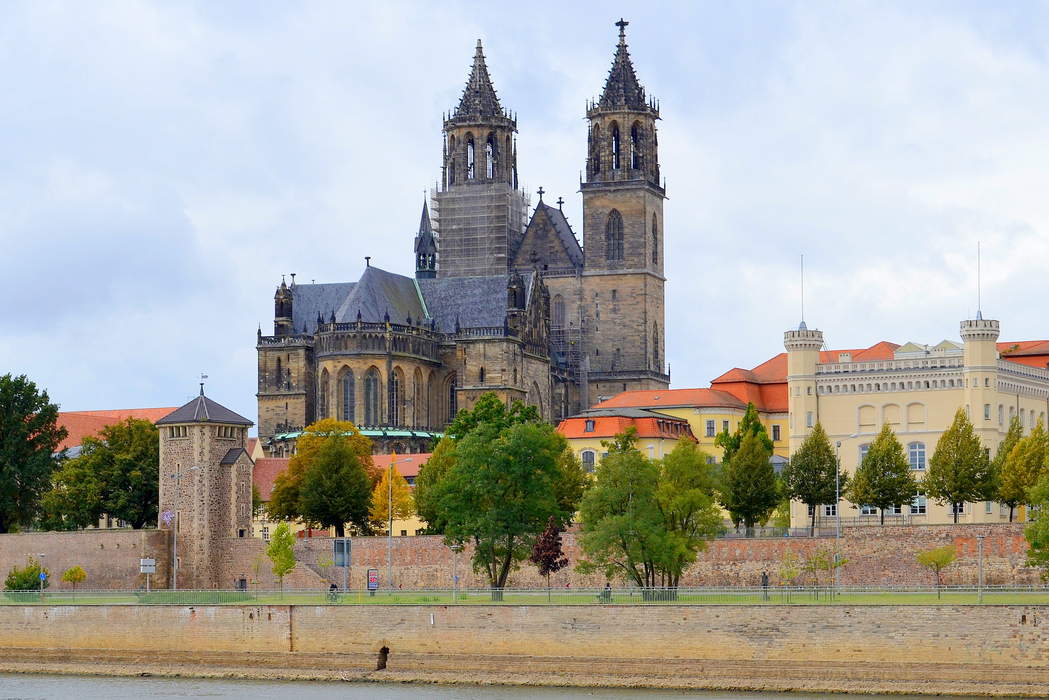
[0,675,1001,699]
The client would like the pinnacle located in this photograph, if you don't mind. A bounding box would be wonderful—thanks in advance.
[597,20,650,112]
[451,39,507,122]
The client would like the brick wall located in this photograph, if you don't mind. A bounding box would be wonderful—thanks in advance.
[285,523,1039,590]
[0,529,169,590]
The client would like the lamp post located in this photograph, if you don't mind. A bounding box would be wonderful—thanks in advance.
[977,534,985,604]
[451,542,463,602]
[37,553,46,598]
[833,434,859,592]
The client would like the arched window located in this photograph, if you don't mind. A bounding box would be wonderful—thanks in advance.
[339,369,355,423]
[908,442,926,471]
[447,374,457,424]
[605,209,624,261]
[611,123,620,170]
[651,214,658,264]
[485,135,495,179]
[652,324,659,370]
[581,450,596,473]
[363,368,381,426]
[413,369,423,428]
[551,294,565,327]
[318,368,329,419]
[274,357,282,386]
[591,124,601,174]
[391,369,404,425]
[630,122,641,169]
[466,135,475,180]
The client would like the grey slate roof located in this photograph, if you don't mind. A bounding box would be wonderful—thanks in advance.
[336,267,427,326]
[292,282,356,334]
[157,393,253,426]
[537,203,583,267]
[219,447,249,464]
[418,274,526,333]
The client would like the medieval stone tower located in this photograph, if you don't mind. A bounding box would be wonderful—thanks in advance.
[157,389,254,589]
[433,40,529,278]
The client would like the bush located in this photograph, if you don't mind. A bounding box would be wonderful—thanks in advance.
[4,558,50,591]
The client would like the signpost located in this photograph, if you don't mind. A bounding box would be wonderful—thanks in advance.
[367,568,379,596]
[333,538,351,592]
[140,557,157,593]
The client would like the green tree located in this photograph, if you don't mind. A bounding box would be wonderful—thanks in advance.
[39,456,104,531]
[1024,474,1049,576]
[654,439,724,587]
[4,557,50,591]
[845,425,916,524]
[923,409,994,523]
[0,374,67,533]
[299,433,374,537]
[445,394,539,439]
[437,419,573,595]
[720,430,779,534]
[266,522,296,595]
[369,462,415,529]
[992,416,1024,521]
[61,565,86,596]
[251,483,264,518]
[916,545,957,598]
[267,418,377,533]
[782,423,847,534]
[714,402,773,465]
[802,546,847,589]
[999,421,1048,523]
[413,437,455,534]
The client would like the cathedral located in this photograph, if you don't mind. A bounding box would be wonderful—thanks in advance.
[257,20,669,456]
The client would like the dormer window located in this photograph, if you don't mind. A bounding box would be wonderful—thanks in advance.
[584,419,595,433]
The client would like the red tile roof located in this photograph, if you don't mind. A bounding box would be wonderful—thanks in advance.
[57,407,179,451]
[593,388,745,411]
[253,453,432,502]
[558,413,696,441]
[999,340,1049,369]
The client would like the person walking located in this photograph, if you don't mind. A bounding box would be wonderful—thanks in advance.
[761,570,770,601]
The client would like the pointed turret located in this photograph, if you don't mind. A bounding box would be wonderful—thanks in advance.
[414,200,437,279]
[274,277,293,337]
[597,19,651,112]
[451,40,508,123]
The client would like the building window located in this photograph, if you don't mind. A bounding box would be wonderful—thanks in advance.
[466,136,475,179]
[952,502,966,516]
[705,420,715,437]
[611,123,621,169]
[485,136,495,179]
[860,505,877,516]
[722,420,729,433]
[584,419,595,433]
[805,412,814,428]
[985,501,994,514]
[823,504,837,517]
[630,122,641,169]
[807,504,815,517]
[581,451,595,473]
[552,294,565,327]
[890,504,903,515]
[908,442,926,471]
[363,368,381,426]
[984,403,991,421]
[651,214,658,264]
[911,494,927,515]
[340,370,355,423]
[999,405,1004,425]
[605,209,624,261]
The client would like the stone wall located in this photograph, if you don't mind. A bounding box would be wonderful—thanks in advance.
[0,529,169,590]
[3,603,1048,669]
[287,522,1038,590]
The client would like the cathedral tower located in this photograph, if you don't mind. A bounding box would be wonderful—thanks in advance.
[433,40,528,278]
[580,20,668,400]
[414,200,437,279]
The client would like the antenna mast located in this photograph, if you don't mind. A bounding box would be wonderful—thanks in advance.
[977,241,982,319]
[799,254,806,329]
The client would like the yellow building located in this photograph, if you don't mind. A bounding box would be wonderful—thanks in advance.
[784,316,1049,526]
[556,407,698,471]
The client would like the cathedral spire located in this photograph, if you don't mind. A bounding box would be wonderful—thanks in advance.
[414,199,437,279]
[596,19,651,112]
[452,39,507,122]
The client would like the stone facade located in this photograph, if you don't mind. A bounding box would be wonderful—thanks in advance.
[256,22,670,456]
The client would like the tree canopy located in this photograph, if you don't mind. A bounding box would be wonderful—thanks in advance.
[999,420,1048,523]
[714,402,773,464]
[0,374,67,533]
[267,419,377,536]
[992,416,1026,521]
[720,429,779,532]
[845,424,915,523]
[266,522,296,593]
[923,408,993,523]
[413,436,455,534]
[370,460,415,529]
[41,418,159,530]
[782,423,847,534]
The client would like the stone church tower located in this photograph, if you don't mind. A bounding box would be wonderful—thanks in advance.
[157,389,254,589]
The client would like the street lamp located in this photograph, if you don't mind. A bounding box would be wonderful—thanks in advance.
[385,453,414,589]
[833,433,859,592]
[450,542,463,602]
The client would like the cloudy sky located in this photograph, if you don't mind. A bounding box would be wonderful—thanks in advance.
[3,1,1048,425]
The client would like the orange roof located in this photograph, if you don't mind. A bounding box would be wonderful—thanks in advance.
[558,414,696,441]
[593,388,746,410]
[253,452,432,502]
[57,407,179,451]
[1000,340,1049,369]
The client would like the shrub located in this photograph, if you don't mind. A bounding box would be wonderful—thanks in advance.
[4,558,50,591]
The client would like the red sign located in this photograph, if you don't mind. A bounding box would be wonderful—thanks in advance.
[367,568,379,591]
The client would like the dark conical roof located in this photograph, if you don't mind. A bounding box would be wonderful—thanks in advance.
[415,200,437,255]
[597,19,649,111]
[157,390,253,426]
[452,40,506,121]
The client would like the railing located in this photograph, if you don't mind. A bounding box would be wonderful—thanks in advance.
[4,585,1048,606]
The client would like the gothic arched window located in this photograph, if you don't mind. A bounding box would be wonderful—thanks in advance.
[485,134,495,179]
[413,368,423,428]
[631,122,641,169]
[605,209,624,261]
[339,369,355,423]
[363,368,381,426]
[391,368,404,425]
[318,368,329,419]
[591,124,601,174]
[552,294,565,327]
[651,213,659,264]
[274,357,282,387]
[611,123,621,170]
[466,135,476,180]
